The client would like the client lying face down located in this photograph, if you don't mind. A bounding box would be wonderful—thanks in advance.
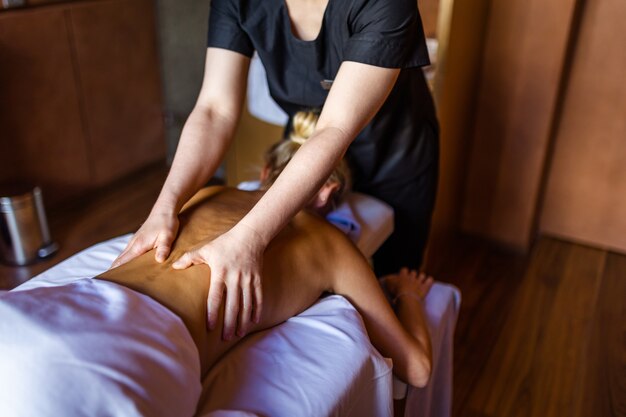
[102,111,433,380]
[0,112,433,416]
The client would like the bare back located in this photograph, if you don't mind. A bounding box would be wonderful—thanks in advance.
[98,186,363,377]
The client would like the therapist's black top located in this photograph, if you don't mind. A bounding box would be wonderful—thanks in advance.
[207,0,438,190]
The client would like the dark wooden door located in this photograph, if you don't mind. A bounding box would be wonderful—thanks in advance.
[540,0,626,253]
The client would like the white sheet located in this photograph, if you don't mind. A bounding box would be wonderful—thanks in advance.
[3,236,394,417]
[198,295,393,417]
[406,280,460,417]
[0,278,200,417]
[4,233,460,417]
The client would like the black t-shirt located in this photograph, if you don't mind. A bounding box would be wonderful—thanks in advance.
[208,0,438,189]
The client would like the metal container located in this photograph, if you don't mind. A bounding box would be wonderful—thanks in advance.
[0,185,58,265]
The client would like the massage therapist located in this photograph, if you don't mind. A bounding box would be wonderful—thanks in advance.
[112,0,439,341]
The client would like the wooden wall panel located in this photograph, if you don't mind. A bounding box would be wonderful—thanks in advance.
[69,0,165,186]
[460,0,579,250]
[540,0,626,253]
[427,0,490,246]
[0,7,92,204]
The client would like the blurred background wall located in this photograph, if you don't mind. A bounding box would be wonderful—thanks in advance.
[154,0,209,164]
[0,0,167,204]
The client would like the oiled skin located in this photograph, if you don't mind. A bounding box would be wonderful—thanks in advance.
[98,187,428,385]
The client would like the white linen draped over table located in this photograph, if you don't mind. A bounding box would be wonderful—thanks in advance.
[0,277,200,417]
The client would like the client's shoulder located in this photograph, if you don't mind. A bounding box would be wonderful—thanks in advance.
[291,210,364,258]
[287,211,373,292]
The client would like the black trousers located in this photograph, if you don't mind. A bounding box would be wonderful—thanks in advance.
[355,130,439,277]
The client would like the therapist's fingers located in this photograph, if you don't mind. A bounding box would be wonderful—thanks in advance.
[154,232,174,263]
[154,244,171,264]
[222,279,240,341]
[207,272,226,330]
[112,236,147,268]
[171,250,201,270]
[112,236,138,267]
[252,274,263,324]
[237,276,254,337]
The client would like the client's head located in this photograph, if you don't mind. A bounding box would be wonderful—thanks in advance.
[260,111,351,214]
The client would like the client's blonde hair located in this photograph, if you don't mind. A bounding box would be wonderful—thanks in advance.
[262,111,351,207]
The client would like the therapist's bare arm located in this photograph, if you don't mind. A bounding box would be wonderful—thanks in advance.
[240,62,400,246]
[112,48,250,267]
[172,61,401,340]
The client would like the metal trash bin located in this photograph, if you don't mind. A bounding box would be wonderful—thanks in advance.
[0,184,58,266]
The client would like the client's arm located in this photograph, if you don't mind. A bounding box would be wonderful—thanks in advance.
[383,269,433,381]
[327,229,433,387]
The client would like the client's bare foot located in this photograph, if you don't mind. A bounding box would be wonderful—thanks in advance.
[382,267,434,303]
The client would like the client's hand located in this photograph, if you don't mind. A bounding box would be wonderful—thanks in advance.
[111,210,179,269]
[172,224,264,340]
[382,268,434,303]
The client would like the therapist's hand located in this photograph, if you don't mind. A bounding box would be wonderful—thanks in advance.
[172,223,265,340]
[111,210,179,269]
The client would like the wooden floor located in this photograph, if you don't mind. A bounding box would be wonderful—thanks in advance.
[428,236,625,417]
[1,163,623,417]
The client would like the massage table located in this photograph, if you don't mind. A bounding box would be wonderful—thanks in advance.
[0,192,460,417]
